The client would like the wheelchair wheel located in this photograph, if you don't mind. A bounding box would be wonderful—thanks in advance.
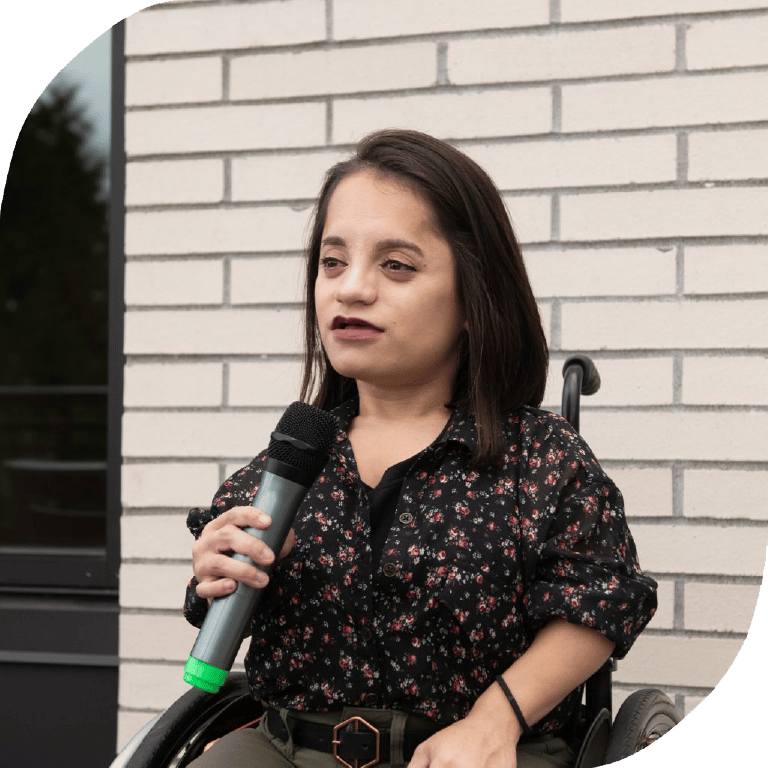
[603,688,680,763]
[123,673,260,768]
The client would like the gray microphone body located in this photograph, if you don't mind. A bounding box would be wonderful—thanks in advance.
[183,402,337,693]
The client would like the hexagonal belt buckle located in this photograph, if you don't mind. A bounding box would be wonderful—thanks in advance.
[332,715,381,768]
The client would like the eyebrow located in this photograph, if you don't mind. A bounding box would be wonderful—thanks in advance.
[321,236,425,259]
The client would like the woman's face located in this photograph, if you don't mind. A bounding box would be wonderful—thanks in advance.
[314,169,466,396]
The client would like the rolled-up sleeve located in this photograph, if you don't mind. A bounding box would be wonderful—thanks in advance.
[521,428,657,658]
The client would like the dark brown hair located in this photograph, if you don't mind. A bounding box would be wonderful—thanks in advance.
[300,129,548,468]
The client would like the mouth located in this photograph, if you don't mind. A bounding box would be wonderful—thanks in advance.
[331,316,383,331]
[329,316,384,342]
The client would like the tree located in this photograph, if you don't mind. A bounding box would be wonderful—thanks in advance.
[0,83,109,387]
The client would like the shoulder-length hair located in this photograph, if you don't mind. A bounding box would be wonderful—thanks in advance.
[300,129,548,468]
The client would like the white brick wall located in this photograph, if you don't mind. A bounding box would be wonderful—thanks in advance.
[118,0,768,750]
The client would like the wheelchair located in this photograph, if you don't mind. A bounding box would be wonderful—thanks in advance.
[112,355,680,768]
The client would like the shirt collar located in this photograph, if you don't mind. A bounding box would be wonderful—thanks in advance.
[330,398,478,454]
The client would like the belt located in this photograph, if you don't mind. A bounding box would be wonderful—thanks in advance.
[265,707,436,768]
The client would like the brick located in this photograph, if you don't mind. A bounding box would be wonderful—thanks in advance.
[126,102,325,156]
[607,468,674,518]
[504,194,552,244]
[332,88,552,144]
[229,361,304,407]
[631,523,767,576]
[123,308,302,355]
[230,42,436,100]
[543,356,674,407]
[122,514,192,560]
[120,613,198,662]
[685,582,761,633]
[125,260,224,305]
[124,362,223,408]
[525,247,677,298]
[126,159,224,206]
[651,579,676,629]
[537,302,553,347]
[687,14,768,70]
[125,1,325,55]
[560,0,768,23]
[561,187,768,241]
[614,634,743,688]
[689,129,768,182]
[562,72,768,132]
[126,56,222,106]
[122,410,283,458]
[585,356,676,407]
[561,299,768,351]
[449,25,675,85]
[684,469,766,521]
[333,0,549,40]
[125,206,312,255]
[120,563,193,609]
[684,695,707,716]
[231,151,347,203]
[683,356,768,405]
[121,461,220,508]
[120,613,249,665]
[118,661,189,710]
[230,256,305,305]
[684,244,768,295]
[465,135,676,192]
[584,410,768,464]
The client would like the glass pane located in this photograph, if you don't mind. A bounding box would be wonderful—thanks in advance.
[0,32,111,553]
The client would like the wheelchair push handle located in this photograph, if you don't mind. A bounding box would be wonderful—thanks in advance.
[561,354,601,433]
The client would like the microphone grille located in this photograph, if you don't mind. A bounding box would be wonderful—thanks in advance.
[267,401,338,475]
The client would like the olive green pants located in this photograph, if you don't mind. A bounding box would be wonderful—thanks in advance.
[189,707,574,768]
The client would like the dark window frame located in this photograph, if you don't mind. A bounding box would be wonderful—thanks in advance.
[0,22,125,593]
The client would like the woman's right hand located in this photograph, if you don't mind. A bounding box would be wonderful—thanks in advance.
[192,506,295,601]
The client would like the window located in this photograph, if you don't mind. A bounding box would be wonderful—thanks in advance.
[0,25,123,768]
[0,29,115,588]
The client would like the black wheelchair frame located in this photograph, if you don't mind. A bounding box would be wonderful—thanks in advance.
[112,355,679,768]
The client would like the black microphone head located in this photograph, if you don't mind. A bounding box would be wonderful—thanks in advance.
[267,401,338,477]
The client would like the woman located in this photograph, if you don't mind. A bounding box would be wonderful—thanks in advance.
[184,129,657,768]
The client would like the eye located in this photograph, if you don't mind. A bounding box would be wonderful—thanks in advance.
[382,258,416,274]
[319,255,345,271]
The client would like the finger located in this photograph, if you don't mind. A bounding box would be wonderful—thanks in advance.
[195,548,272,591]
[208,506,273,532]
[196,575,238,600]
[196,517,277,567]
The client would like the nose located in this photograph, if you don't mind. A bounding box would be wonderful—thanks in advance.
[335,263,377,305]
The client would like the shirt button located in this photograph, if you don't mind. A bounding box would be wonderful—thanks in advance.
[399,512,414,525]
[364,693,378,706]
[434,446,445,460]
[360,627,372,641]
[382,563,399,577]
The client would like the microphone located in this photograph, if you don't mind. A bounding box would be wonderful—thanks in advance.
[183,401,337,693]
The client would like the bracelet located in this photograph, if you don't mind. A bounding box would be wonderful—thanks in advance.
[495,676,532,737]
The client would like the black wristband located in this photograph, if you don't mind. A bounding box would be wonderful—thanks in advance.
[496,675,532,737]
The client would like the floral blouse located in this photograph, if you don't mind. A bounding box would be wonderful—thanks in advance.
[184,400,657,735]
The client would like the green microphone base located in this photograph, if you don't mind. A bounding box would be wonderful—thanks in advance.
[184,656,228,693]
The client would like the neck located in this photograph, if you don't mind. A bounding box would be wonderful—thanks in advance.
[354,378,453,425]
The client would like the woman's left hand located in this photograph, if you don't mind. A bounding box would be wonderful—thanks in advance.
[407,713,518,768]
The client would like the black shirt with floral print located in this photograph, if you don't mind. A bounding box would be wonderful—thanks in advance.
[184,399,657,736]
